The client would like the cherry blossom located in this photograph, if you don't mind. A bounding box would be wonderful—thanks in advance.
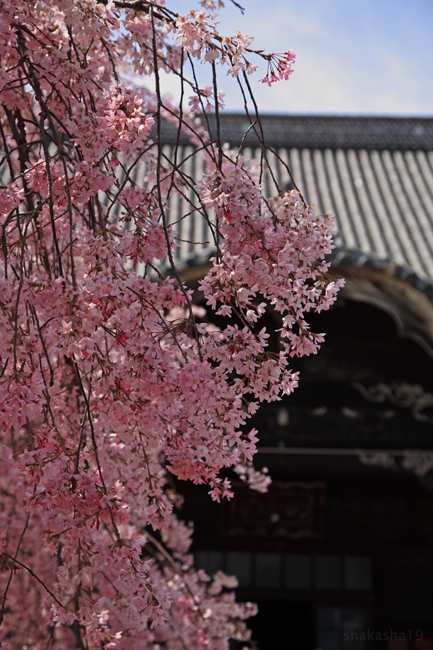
[260,51,296,85]
[0,1,341,648]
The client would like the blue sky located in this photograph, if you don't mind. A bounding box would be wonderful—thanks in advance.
[160,0,433,115]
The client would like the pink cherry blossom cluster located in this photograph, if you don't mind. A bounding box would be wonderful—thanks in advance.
[0,1,341,649]
[260,51,296,86]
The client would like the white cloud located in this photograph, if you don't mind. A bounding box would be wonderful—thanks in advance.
[137,0,433,116]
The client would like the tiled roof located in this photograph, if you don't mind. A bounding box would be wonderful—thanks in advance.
[156,114,433,287]
[263,143,433,283]
[160,113,433,151]
[5,115,431,286]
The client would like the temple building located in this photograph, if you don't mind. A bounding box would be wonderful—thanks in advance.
[158,114,433,650]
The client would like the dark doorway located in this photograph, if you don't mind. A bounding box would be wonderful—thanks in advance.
[248,600,313,650]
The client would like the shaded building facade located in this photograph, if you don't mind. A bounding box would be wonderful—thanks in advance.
[165,114,433,650]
